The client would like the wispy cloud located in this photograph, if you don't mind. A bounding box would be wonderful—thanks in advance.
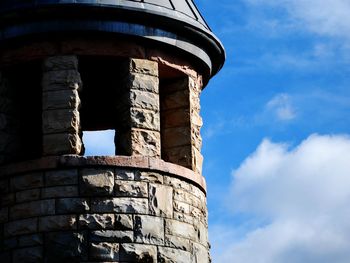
[211,134,350,262]
[265,94,296,121]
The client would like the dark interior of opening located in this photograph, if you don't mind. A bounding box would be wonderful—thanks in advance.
[3,60,42,162]
[79,56,124,131]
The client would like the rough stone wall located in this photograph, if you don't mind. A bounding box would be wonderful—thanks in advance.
[0,165,209,263]
[116,59,161,157]
[0,73,20,164]
[161,76,203,174]
[42,56,83,156]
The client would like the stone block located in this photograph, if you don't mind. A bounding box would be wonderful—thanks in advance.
[158,246,192,263]
[79,214,114,229]
[115,168,135,180]
[191,206,206,224]
[161,89,189,110]
[134,215,164,245]
[42,70,82,91]
[56,198,90,214]
[174,212,194,225]
[115,214,133,230]
[90,230,133,243]
[43,55,78,71]
[162,127,191,149]
[18,234,43,247]
[89,242,119,261]
[127,73,159,93]
[192,242,210,263]
[127,90,159,111]
[162,108,190,128]
[0,252,11,263]
[43,89,80,110]
[115,180,148,197]
[10,199,55,220]
[119,243,157,262]
[1,193,15,206]
[91,197,148,214]
[45,169,78,186]
[4,218,38,237]
[43,133,82,155]
[0,179,9,193]
[149,183,173,218]
[165,219,197,242]
[164,176,191,191]
[196,220,209,248]
[13,246,43,263]
[4,237,17,250]
[41,185,78,198]
[174,200,191,214]
[118,129,161,157]
[162,145,193,169]
[130,108,160,131]
[0,207,8,223]
[165,234,191,251]
[174,188,205,211]
[135,171,164,184]
[45,231,87,262]
[11,172,43,191]
[193,147,203,174]
[129,58,158,77]
[80,169,114,196]
[16,189,40,203]
[43,109,80,133]
[39,215,77,232]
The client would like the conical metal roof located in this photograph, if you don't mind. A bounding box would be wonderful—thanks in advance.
[0,0,225,77]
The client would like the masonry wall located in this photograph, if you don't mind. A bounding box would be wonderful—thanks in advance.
[0,157,209,263]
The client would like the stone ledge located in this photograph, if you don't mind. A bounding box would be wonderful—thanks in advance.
[0,156,206,194]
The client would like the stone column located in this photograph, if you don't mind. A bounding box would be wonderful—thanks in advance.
[161,76,203,174]
[116,58,161,157]
[0,72,20,164]
[42,55,83,156]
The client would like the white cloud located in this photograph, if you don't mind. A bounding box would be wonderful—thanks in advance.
[246,0,350,39]
[212,134,350,263]
[266,94,296,121]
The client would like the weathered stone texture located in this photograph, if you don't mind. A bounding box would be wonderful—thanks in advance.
[79,214,114,229]
[91,230,133,243]
[13,246,43,263]
[117,58,161,158]
[158,246,192,263]
[45,231,87,262]
[149,183,173,218]
[39,215,77,231]
[41,185,78,198]
[90,242,119,261]
[119,243,157,262]
[115,180,148,197]
[80,169,114,196]
[45,169,78,186]
[91,197,148,214]
[10,199,55,220]
[42,55,83,156]
[115,214,133,230]
[43,133,82,155]
[161,75,204,174]
[134,215,164,245]
[1,166,209,262]
[56,198,90,214]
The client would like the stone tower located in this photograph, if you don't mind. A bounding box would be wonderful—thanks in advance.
[0,1,225,262]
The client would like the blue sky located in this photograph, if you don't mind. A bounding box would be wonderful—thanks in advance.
[84,1,350,262]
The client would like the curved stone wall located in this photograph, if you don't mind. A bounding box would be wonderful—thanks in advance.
[0,156,209,263]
